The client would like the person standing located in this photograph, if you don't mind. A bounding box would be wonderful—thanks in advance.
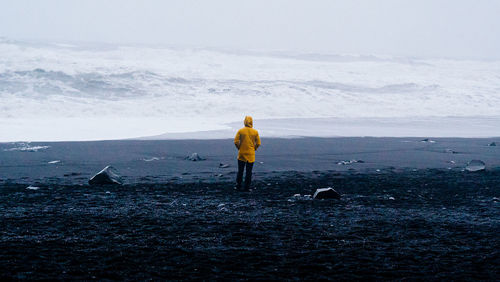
[234,116,261,191]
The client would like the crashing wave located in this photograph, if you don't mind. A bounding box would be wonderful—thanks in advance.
[0,38,499,141]
[3,142,50,152]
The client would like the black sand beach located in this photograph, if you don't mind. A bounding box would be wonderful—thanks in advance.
[1,138,499,280]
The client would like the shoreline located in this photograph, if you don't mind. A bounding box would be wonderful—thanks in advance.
[2,116,500,142]
[1,137,499,185]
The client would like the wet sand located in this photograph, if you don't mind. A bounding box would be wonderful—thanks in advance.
[1,137,500,184]
[0,137,499,280]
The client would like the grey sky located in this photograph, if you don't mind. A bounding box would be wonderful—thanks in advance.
[1,0,499,58]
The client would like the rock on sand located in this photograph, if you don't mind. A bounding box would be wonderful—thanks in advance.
[89,166,123,185]
[313,187,341,200]
[465,160,486,172]
[185,153,205,161]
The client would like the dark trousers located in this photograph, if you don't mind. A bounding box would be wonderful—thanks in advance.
[236,160,254,189]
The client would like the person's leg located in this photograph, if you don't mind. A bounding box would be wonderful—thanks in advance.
[236,160,245,189]
[244,161,254,190]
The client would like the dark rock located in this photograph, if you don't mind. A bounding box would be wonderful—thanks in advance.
[465,160,486,172]
[488,142,496,147]
[219,163,230,168]
[89,166,123,185]
[185,153,205,161]
[313,187,341,200]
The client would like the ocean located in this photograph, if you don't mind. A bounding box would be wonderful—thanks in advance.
[1,38,500,141]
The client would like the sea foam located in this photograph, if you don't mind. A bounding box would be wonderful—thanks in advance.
[1,39,499,141]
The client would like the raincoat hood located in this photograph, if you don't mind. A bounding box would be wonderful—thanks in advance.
[244,116,253,128]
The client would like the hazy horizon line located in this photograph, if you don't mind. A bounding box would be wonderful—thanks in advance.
[2,35,499,62]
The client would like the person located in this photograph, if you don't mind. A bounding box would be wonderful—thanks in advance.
[234,116,261,191]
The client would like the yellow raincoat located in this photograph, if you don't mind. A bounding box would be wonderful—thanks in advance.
[234,116,261,163]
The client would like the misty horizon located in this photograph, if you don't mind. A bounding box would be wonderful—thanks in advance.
[1,0,499,60]
[2,36,499,62]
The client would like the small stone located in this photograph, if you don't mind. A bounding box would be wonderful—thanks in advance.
[465,160,486,172]
[488,142,496,146]
[313,187,341,200]
[219,163,229,168]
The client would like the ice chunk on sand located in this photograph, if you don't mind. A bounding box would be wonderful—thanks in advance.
[89,166,123,185]
[337,159,364,165]
[313,187,341,200]
[185,153,205,161]
[142,157,161,162]
[465,160,486,172]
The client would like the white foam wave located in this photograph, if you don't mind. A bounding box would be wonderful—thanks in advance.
[3,142,50,152]
[1,39,499,141]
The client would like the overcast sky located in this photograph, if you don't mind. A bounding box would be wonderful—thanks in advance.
[1,0,499,58]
